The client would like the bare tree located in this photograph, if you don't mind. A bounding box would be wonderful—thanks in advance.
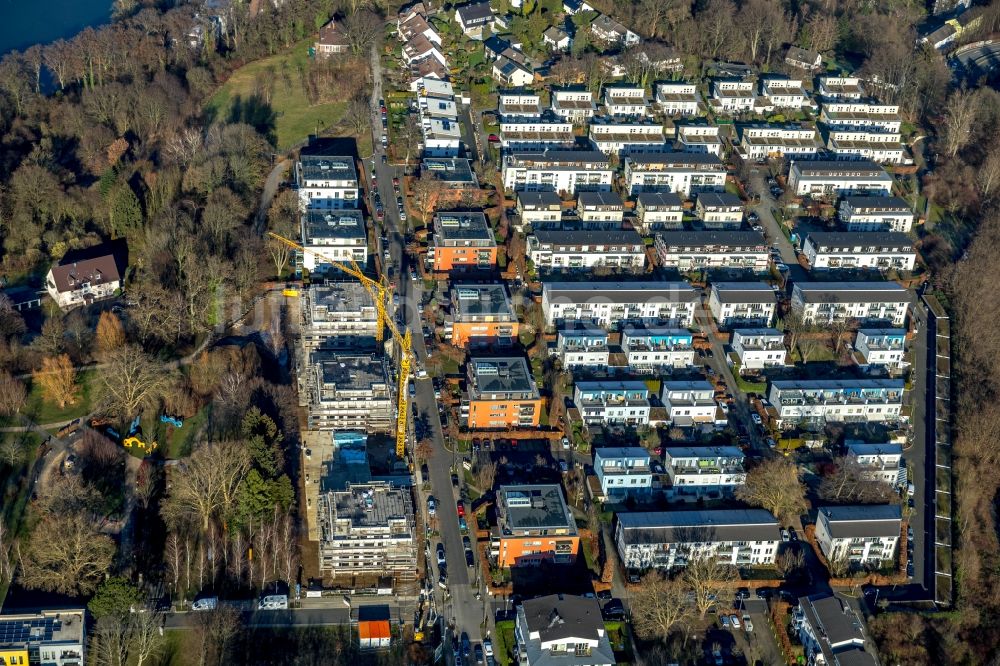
[411,170,444,224]
[629,573,695,639]
[162,440,251,533]
[683,556,738,618]
[192,604,242,666]
[0,371,27,417]
[18,508,116,595]
[977,148,1000,200]
[95,311,127,358]
[32,354,79,408]
[798,337,822,364]
[130,610,165,666]
[341,10,382,56]
[97,344,174,421]
[775,547,805,579]
[475,460,497,491]
[806,14,839,54]
[818,456,899,504]
[941,90,979,158]
[0,435,26,468]
[735,458,808,525]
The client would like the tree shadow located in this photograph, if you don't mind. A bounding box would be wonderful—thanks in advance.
[226,94,279,147]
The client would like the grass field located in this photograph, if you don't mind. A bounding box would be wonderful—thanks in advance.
[0,431,41,606]
[24,368,96,426]
[207,38,350,151]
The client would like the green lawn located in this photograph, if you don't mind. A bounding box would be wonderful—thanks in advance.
[207,38,350,151]
[604,621,634,663]
[494,620,517,666]
[24,368,96,426]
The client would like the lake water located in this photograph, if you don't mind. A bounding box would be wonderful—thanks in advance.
[0,0,112,55]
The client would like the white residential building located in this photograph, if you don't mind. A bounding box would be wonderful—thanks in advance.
[615,509,781,571]
[303,353,394,432]
[421,158,477,189]
[602,85,648,117]
[45,250,123,310]
[574,382,651,426]
[516,191,563,230]
[708,282,777,329]
[655,82,700,116]
[516,595,615,666]
[760,77,808,109]
[543,26,572,51]
[499,118,575,150]
[767,379,905,427]
[503,150,613,195]
[550,88,596,123]
[296,154,359,209]
[845,441,904,485]
[422,116,463,156]
[498,91,543,119]
[300,283,379,350]
[527,229,645,270]
[802,232,916,272]
[696,192,744,229]
[621,326,695,370]
[664,446,746,498]
[826,129,906,164]
[818,76,866,101]
[738,123,822,160]
[788,160,893,198]
[815,504,901,567]
[731,328,787,370]
[661,380,717,425]
[796,594,880,666]
[0,609,87,666]
[300,209,367,272]
[578,191,625,225]
[675,123,723,157]
[839,196,914,233]
[635,192,684,232]
[791,281,910,327]
[590,14,640,46]
[492,56,534,87]
[455,1,494,39]
[402,34,447,67]
[554,324,609,368]
[855,328,906,370]
[589,121,668,156]
[654,231,770,273]
[624,153,727,197]
[541,281,699,328]
[710,79,756,113]
[594,447,653,497]
[821,102,902,133]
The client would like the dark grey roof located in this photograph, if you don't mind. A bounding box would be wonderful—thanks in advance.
[509,150,610,165]
[656,230,767,249]
[577,191,623,208]
[500,485,575,531]
[637,191,683,209]
[422,158,476,184]
[835,648,879,666]
[520,594,605,643]
[302,209,366,242]
[533,229,642,246]
[792,160,885,175]
[544,281,699,303]
[456,2,493,23]
[793,281,910,303]
[800,594,869,650]
[469,357,536,396]
[617,509,781,544]
[818,504,901,539]
[842,196,911,211]
[804,232,914,252]
[711,282,777,304]
[698,192,743,208]
[518,191,562,208]
[627,153,724,168]
[299,155,357,181]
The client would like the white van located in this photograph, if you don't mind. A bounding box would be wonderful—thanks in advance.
[258,595,288,610]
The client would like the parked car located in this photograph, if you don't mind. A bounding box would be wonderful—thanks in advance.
[742,614,753,632]
[258,595,288,610]
[192,597,218,611]
[601,599,625,620]
[456,500,465,517]
[483,639,494,658]
[781,529,790,542]
[465,550,475,567]
[436,543,446,565]
[451,473,460,487]
[735,587,750,600]
[730,614,740,629]
[474,644,484,664]
[596,590,612,601]
[721,614,731,628]
[427,496,437,516]
[751,413,763,426]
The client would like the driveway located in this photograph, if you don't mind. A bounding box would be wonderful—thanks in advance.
[748,168,809,285]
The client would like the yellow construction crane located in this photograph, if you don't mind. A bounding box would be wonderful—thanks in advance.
[268,232,414,459]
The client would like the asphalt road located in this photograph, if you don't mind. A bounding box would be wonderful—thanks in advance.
[748,168,809,286]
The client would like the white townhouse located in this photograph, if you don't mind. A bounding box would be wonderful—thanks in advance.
[661,380,717,425]
[845,441,904,486]
[737,123,822,160]
[855,328,906,370]
[791,281,910,327]
[621,325,695,370]
[796,594,879,666]
[397,10,442,46]
[818,76,866,101]
[602,85,648,117]
[541,281,699,328]
[550,88,596,123]
[821,102,902,133]
[300,209,367,272]
[422,116,463,156]
[516,191,563,231]
[696,192,744,229]
[554,323,610,369]
[767,379,905,427]
[421,158,477,189]
[731,328,787,370]
[498,91,543,119]
[655,82,700,116]
[760,77,809,109]
[664,446,746,498]
[615,509,781,572]
[624,153,727,197]
[402,35,447,67]
[654,231,770,273]
[527,229,645,270]
[502,150,613,195]
[499,118,575,150]
[578,191,625,225]
[826,129,906,164]
[516,595,615,666]
[562,0,594,14]
[708,282,778,329]
[839,196,914,233]
[675,123,723,157]
[635,192,684,232]
[788,160,893,198]
[710,78,756,113]
[815,504,901,568]
[590,14,640,46]
[574,382,651,426]
[296,154,359,210]
[418,89,458,121]
[594,447,653,498]
[802,232,916,272]
[589,121,668,157]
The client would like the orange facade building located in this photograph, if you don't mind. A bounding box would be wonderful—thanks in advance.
[462,357,542,429]
[491,485,580,568]
[446,283,520,349]
[429,212,498,272]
